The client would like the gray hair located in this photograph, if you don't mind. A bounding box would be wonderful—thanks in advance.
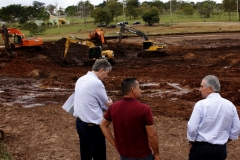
[202,75,220,93]
[92,59,112,71]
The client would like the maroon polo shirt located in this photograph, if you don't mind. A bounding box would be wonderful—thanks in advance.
[104,98,153,158]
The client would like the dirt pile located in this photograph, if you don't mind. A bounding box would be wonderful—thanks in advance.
[0,59,35,77]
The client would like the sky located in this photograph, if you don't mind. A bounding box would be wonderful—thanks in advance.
[0,0,222,9]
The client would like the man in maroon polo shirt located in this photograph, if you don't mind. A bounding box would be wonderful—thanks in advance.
[100,78,160,160]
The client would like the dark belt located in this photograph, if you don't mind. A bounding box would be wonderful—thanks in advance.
[193,141,225,146]
[77,117,98,126]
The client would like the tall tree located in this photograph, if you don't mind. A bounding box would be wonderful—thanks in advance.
[222,0,238,21]
[0,4,24,23]
[77,0,94,18]
[90,7,113,25]
[142,6,160,26]
[106,0,123,22]
[126,0,140,19]
[196,0,216,18]
[65,5,77,17]
[46,4,56,16]
[30,1,49,21]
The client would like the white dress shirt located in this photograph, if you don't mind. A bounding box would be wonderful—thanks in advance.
[187,93,240,144]
[73,71,109,125]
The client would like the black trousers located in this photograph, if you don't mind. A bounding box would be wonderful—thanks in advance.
[189,141,227,160]
[76,118,106,160]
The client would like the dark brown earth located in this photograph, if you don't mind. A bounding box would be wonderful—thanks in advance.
[0,30,240,160]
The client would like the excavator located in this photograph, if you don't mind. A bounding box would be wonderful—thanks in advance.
[118,23,167,57]
[0,24,43,51]
[88,28,108,49]
[62,36,115,65]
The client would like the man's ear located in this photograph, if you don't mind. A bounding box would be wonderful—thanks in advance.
[131,87,135,93]
[208,86,213,93]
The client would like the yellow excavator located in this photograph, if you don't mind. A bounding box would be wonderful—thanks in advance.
[118,23,167,57]
[62,36,115,65]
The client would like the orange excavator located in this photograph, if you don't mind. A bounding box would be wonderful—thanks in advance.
[88,28,108,49]
[0,24,43,50]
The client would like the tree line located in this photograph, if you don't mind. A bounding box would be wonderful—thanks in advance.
[0,0,239,33]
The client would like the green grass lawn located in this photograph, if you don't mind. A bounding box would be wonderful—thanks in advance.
[24,11,240,36]
[1,11,239,43]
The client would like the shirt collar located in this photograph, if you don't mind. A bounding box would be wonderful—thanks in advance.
[206,93,221,99]
[87,71,98,79]
[123,97,136,101]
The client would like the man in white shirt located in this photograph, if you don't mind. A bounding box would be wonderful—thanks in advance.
[187,75,240,160]
[73,59,113,160]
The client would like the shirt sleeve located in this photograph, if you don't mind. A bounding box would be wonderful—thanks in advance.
[187,102,202,141]
[95,83,109,110]
[229,107,240,140]
[104,106,112,121]
[144,105,154,125]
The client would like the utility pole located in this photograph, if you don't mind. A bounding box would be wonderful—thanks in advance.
[237,0,239,21]
[170,0,172,23]
[123,0,126,22]
[56,0,60,34]
[83,2,86,27]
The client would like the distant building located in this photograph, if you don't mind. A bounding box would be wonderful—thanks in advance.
[49,15,70,25]
[0,21,6,26]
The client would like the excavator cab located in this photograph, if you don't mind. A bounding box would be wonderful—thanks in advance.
[14,35,22,45]
[89,46,102,59]
[143,41,154,50]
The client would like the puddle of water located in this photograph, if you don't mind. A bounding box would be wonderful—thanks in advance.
[140,83,159,87]
[222,66,231,69]
[0,77,73,108]
[24,103,45,108]
[167,83,190,94]
[108,82,192,98]
[0,78,192,107]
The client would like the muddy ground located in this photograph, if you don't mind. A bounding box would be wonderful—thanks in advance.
[0,30,240,160]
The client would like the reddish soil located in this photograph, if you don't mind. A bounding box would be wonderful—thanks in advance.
[0,31,240,160]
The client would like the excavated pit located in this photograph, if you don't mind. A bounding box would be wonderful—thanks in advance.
[1,31,240,159]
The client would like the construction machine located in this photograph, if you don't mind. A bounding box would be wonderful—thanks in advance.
[62,36,115,65]
[0,24,43,50]
[118,23,167,57]
[0,24,13,57]
[88,28,108,49]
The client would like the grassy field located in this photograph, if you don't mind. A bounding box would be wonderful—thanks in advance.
[1,11,240,44]
[37,11,240,38]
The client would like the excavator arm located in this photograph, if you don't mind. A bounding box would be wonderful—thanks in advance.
[118,23,167,57]
[118,23,149,43]
[62,36,96,60]
[0,24,13,57]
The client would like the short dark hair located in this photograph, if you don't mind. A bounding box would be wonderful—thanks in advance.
[121,78,137,95]
[92,59,112,71]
